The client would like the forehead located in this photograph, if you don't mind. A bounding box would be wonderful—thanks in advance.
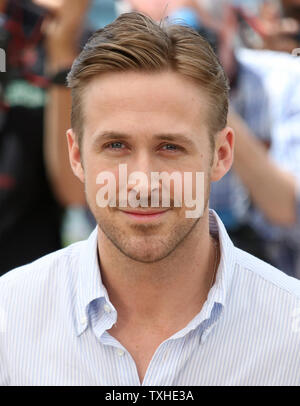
[81,70,211,141]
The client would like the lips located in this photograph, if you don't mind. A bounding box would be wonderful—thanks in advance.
[121,209,168,215]
[119,209,169,222]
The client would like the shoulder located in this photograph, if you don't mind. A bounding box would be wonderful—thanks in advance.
[230,248,300,349]
[234,247,300,299]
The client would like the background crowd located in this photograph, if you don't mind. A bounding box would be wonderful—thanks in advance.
[0,0,300,278]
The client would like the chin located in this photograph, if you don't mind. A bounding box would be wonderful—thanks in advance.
[94,207,204,263]
[113,237,174,264]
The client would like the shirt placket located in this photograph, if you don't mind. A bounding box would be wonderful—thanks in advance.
[93,302,141,385]
[141,337,186,386]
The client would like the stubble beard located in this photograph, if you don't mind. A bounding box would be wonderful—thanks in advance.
[97,211,203,263]
[86,180,211,264]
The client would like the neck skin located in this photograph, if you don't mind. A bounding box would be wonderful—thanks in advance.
[97,209,219,334]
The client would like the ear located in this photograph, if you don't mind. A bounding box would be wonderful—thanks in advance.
[66,129,85,183]
[211,126,234,182]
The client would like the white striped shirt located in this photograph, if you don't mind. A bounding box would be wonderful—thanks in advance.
[0,210,300,386]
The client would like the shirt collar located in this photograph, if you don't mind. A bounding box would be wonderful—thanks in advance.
[75,209,236,338]
[208,209,236,308]
[75,227,107,336]
[169,209,236,341]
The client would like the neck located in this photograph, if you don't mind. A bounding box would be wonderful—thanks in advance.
[97,210,219,329]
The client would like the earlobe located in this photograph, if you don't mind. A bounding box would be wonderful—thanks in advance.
[66,129,85,183]
[211,127,235,182]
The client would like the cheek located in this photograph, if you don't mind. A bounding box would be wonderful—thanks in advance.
[85,162,120,202]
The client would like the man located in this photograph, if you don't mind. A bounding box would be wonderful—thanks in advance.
[0,12,300,386]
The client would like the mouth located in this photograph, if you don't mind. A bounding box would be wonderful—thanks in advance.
[119,209,170,222]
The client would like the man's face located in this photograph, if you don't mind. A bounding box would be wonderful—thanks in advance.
[69,71,229,263]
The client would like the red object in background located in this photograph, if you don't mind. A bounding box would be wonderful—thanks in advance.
[0,174,16,189]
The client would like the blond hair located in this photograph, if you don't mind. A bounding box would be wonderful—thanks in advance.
[67,12,229,149]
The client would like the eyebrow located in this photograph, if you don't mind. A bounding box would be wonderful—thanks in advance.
[154,134,196,148]
[93,131,196,148]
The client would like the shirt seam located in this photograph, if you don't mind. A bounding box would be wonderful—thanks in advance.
[235,256,300,300]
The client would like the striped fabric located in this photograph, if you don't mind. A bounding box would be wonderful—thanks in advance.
[0,210,300,386]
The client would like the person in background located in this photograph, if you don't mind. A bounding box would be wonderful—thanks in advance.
[197,0,300,277]
[258,0,300,52]
[41,0,89,208]
[0,0,64,275]
[233,46,300,276]
[42,0,117,242]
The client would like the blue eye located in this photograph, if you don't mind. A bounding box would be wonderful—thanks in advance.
[162,144,179,151]
[106,142,125,149]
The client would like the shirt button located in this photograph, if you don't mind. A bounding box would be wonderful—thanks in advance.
[80,316,87,325]
[104,304,112,313]
[117,348,125,357]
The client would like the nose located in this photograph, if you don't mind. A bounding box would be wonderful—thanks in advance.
[128,151,156,199]
[126,150,159,207]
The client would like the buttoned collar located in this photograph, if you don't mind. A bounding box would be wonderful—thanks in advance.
[75,227,110,336]
[75,209,236,338]
[169,210,236,342]
[208,208,236,309]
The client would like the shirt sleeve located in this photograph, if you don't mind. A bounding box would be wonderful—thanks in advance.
[0,345,10,386]
[0,279,10,386]
[232,60,272,143]
[0,305,10,385]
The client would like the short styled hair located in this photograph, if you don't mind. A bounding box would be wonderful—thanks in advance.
[67,12,229,149]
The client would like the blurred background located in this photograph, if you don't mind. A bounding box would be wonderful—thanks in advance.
[0,0,300,278]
